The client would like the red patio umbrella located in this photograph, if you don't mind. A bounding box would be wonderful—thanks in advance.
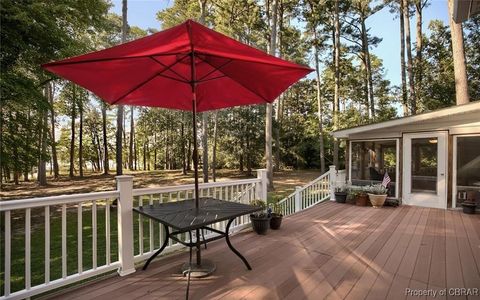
[43,19,313,209]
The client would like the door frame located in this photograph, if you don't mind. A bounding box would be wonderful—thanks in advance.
[402,131,448,209]
[452,133,480,208]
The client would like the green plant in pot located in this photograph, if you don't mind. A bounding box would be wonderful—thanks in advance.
[250,200,271,235]
[366,184,388,208]
[269,203,283,230]
[334,185,347,203]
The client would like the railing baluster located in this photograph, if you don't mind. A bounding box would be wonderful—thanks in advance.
[62,204,67,279]
[4,210,11,297]
[78,203,83,274]
[45,206,50,284]
[106,199,111,265]
[159,194,163,248]
[25,208,31,290]
[149,194,154,253]
[92,200,97,269]
[139,196,144,254]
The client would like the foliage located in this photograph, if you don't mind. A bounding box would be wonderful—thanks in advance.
[364,184,388,195]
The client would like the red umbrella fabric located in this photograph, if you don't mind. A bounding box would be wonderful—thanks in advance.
[42,19,313,112]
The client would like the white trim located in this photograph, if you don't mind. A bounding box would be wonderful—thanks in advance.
[402,131,448,209]
[333,102,480,138]
[452,133,480,208]
[396,138,400,199]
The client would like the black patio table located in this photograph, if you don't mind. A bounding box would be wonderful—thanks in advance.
[133,197,261,275]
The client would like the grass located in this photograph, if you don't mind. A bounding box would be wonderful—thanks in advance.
[0,169,323,296]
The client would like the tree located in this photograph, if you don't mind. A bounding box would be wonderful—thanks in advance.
[199,0,209,183]
[116,0,128,176]
[265,0,278,190]
[333,0,341,169]
[447,0,470,105]
[403,0,417,114]
[414,0,428,104]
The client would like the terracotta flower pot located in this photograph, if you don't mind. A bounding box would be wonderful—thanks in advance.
[355,194,369,206]
[368,193,387,208]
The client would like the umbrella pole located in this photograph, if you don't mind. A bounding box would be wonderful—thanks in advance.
[192,98,200,210]
[190,51,200,211]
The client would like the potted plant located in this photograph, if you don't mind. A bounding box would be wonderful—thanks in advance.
[269,203,283,230]
[346,186,360,205]
[249,200,271,235]
[366,184,388,208]
[461,201,477,214]
[334,185,347,203]
[356,189,369,206]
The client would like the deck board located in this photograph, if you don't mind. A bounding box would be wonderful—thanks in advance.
[48,202,480,300]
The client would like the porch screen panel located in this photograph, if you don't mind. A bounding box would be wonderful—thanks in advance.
[350,140,397,197]
[456,136,480,206]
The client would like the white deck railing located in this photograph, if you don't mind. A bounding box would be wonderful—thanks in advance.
[0,170,267,300]
[276,166,345,216]
[0,167,346,300]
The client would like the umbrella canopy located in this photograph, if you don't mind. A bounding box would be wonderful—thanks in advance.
[42,19,313,112]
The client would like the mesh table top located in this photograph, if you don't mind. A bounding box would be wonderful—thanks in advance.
[133,197,262,231]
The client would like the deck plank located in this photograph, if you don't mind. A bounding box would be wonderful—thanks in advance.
[47,203,480,300]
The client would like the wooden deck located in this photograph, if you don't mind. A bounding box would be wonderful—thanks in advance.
[50,202,480,300]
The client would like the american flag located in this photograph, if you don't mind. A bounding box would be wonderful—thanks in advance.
[382,171,391,187]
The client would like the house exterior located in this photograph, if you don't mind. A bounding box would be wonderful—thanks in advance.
[333,101,480,209]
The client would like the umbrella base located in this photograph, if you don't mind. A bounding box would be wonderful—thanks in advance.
[181,259,216,278]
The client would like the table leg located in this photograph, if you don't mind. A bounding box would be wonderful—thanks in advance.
[225,218,252,270]
[142,224,169,270]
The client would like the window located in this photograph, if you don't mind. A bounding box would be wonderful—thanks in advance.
[455,135,480,206]
[350,140,397,197]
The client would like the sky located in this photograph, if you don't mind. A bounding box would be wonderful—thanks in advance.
[110,0,451,87]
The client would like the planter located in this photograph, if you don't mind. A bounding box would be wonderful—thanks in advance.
[462,201,477,214]
[368,194,387,208]
[355,194,369,206]
[250,214,271,235]
[335,192,347,203]
[270,213,283,230]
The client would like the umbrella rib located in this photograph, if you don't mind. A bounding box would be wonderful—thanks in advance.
[197,75,227,84]
[42,53,186,67]
[111,54,190,105]
[149,56,190,82]
[157,73,190,84]
[197,57,271,104]
[196,59,233,82]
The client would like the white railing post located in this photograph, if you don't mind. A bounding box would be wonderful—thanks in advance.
[329,165,336,201]
[256,169,268,202]
[116,175,136,276]
[295,186,302,212]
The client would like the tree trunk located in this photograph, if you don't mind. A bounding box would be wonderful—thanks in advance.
[102,102,109,174]
[38,93,48,186]
[361,17,375,119]
[69,85,76,178]
[313,34,326,174]
[212,111,218,182]
[116,0,128,176]
[187,138,192,171]
[403,0,417,114]
[47,83,59,179]
[78,98,84,178]
[129,107,134,170]
[400,0,408,116]
[265,0,278,190]
[333,0,340,169]
[415,0,423,104]
[198,0,209,183]
[447,0,470,105]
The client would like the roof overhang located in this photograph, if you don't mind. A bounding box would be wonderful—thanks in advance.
[453,0,480,23]
[333,102,480,139]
